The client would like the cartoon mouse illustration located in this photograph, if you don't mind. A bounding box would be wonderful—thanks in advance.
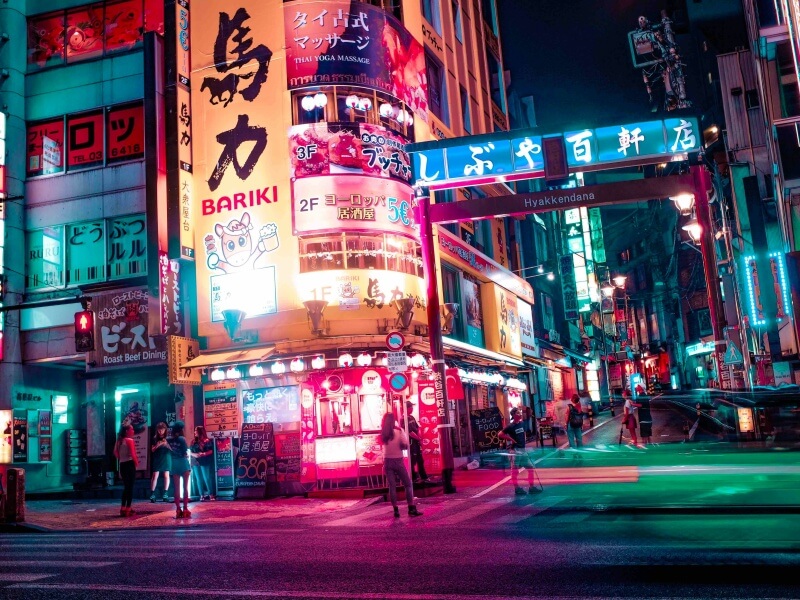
[205,212,279,273]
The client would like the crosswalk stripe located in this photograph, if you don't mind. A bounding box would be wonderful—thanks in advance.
[3,552,165,559]
[492,496,567,524]
[324,505,401,526]
[0,574,57,582]
[0,560,118,567]
[435,497,514,525]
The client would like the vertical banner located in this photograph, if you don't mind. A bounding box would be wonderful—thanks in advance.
[560,254,579,320]
[460,274,484,347]
[159,251,184,336]
[12,411,28,463]
[0,410,12,463]
[38,410,52,462]
[121,394,150,471]
[416,380,442,475]
[299,386,316,484]
[175,0,194,259]
[214,436,235,498]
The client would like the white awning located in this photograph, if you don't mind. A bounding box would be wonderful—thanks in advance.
[180,346,275,370]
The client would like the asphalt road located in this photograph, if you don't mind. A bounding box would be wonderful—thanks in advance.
[2,488,799,599]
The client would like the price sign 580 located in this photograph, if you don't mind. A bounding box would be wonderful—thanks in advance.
[236,456,269,481]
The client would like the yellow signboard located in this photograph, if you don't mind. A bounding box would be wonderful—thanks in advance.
[480,282,522,359]
[168,335,202,385]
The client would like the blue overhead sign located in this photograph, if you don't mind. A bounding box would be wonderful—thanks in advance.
[409,117,700,188]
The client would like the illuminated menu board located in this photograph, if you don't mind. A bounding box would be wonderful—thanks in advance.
[203,382,239,438]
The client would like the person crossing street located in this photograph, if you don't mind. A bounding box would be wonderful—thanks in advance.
[499,407,537,495]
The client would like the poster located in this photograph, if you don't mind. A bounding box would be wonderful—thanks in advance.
[122,394,149,471]
[470,407,503,451]
[460,275,484,347]
[241,385,301,427]
[274,432,302,482]
[214,436,235,496]
[0,410,12,464]
[12,411,28,463]
[300,386,317,484]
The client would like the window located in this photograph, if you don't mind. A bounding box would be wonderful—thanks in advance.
[26,214,147,291]
[421,0,443,35]
[486,51,506,113]
[26,102,144,178]
[776,42,800,118]
[425,51,450,125]
[318,396,354,436]
[442,265,464,340]
[299,233,422,276]
[452,1,463,43]
[27,1,155,70]
[460,86,471,134]
[481,0,498,35]
[299,235,345,272]
[359,393,387,431]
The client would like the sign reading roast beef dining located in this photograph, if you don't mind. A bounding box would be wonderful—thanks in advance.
[87,287,167,370]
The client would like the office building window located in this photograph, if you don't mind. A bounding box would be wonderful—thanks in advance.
[421,0,443,35]
[460,86,471,133]
[486,51,506,113]
[452,1,463,42]
[481,0,498,35]
[425,51,450,125]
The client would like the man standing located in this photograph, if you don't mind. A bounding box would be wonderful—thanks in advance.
[499,407,537,495]
[404,400,429,483]
[565,394,584,451]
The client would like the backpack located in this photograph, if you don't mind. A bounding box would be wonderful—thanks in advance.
[568,405,583,428]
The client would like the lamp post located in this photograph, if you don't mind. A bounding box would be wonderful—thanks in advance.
[600,282,615,403]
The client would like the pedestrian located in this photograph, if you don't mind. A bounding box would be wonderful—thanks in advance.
[190,426,215,501]
[150,422,171,503]
[565,394,584,451]
[168,421,191,518]
[623,389,642,446]
[403,400,429,483]
[113,424,139,517]
[380,412,422,518]
[499,407,537,495]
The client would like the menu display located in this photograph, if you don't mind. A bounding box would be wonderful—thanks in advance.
[214,436,235,498]
[470,407,503,451]
[274,432,302,482]
[204,383,239,438]
[356,434,383,467]
[236,423,275,498]
[416,381,441,475]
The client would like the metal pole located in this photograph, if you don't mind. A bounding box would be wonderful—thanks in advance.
[692,166,725,384]
[600,302,611,404]
[414,190,456,494]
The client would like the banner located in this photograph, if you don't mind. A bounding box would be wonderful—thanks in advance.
[416,380,441,474]
[284,0,427,121]
[12,411,28,463]
[214,436,235,496]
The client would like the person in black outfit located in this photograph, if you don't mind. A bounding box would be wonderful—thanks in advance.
[404,401,429,483]
[499,407,536,495]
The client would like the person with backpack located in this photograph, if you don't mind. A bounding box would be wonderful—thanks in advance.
[565,394,585,450]
[499,407,537,495]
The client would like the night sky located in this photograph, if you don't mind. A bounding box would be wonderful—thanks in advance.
[496,0,746,133]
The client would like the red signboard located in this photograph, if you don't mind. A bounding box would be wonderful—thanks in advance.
[66,6,104,63]
[107,103,145,163]
[67,111,104,169]
[416,380,441,475]
[292,175,416,238]
[285,0,428,121]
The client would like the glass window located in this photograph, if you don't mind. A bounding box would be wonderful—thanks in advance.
[481,0,498,34]
[421,0,443,35]
[107,214,147,279]
[104,0,143,53]
[26,118,65,177]
[67,220,105,285]
[67,111,104,171]
[318,396,354,436]
[107,103,145,163]
[442,265,463,340]
[777,42,800,118]
[453,1,463,42]
[66,5,105,63]
[27,12,65,68]
[460,86,471,134]
[359,394,387,431]
[26,227,65,290]
[425,51,449,125]
[299,235,345,272]
[385,235,423,276]
[486,51,505,113]
[346,234,385,270]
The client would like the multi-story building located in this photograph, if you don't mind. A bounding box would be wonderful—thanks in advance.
[0,0,538,494]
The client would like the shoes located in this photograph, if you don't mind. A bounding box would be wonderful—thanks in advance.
[127,508,136,515]
[209,496,216,501]
[393,506,400,518]
[175,508,183,519]
[162,493,170,502]
[528,486,542,494]
[120,507,129,517]
[149,494,156,503]
[408,505,423,517]
[200,495,207,502]
[182,508,191,518]
[514,486,526,495]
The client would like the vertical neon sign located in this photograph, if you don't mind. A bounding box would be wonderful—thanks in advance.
[0,111,5,360]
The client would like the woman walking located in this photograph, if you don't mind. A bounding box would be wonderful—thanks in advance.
[167,421,192,518]
[380,412,422,518]
[113,424,139,517]
[190,426,215,501]
[150,422,171,503]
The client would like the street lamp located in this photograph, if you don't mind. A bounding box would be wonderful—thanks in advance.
[671,193,695,216]
[681,217,703,244]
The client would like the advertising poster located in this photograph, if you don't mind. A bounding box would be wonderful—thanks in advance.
[88,288,168,371]
[203,382,240,438]
[284,0,427,121]
[214,436,235,496]
[242,385,301,428]
[460,274,484,347]
[470,407,503,451]
[274,432,302,482]
[191,1,294,337]
[416,380,442,475]
[355,433,382,467]
[480,283,522,359]
[289,122,411,182]
[236,423,276,498]
[12,411,28,463]
[121,393,149,471]
[517,300,536,358]
[300,386,317,484]
[0,410,12,464]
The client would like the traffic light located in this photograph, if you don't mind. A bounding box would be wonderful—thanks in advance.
[74,309,95,353]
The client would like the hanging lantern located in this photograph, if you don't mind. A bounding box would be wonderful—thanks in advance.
[405,112,413,126]
[290,357,305,372]
[210,368,225,381]
[249,364,264,377]
[301,95,316,112]
[379,102,394,118]
[271,361,286,375]
[345,94,359,109]
[356,352,372,366]
[313,92,328,108]
[338,353,354,368]
[410,353,427,368]
[226,366,241,380]
[311,355,326,370]
[357,97,372,111]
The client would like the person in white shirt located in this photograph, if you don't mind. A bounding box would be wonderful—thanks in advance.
[381,412,422,518]
[623,389,642,446]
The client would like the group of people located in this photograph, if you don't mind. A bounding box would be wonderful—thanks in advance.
[113,421,216,518]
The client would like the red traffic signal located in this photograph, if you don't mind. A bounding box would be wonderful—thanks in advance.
[74,310,95,352]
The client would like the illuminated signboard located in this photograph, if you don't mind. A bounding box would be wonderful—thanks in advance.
[175,0,194,259]
[296,269,424,314]
[480,282,522,359]
[0,111,5,360]
[409,118,700,189]
[289,122,411,183]
[284,0,428,122]
[517,300,536,358]
[292,175,416,237]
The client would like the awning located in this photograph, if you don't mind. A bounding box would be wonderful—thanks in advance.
[180,346,275,370]
[442,336,525,367]
[562,347,593,364]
